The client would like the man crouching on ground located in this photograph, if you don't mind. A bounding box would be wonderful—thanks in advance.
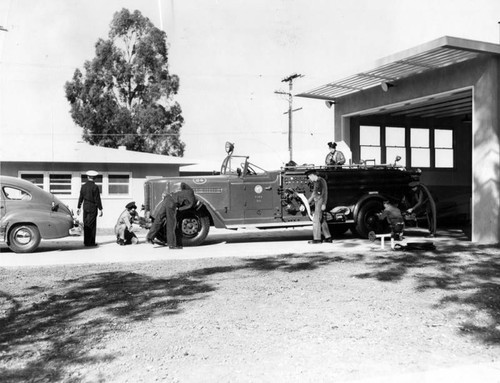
[115,201,139,245]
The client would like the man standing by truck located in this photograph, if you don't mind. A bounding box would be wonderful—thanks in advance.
[305,169,332,244]
[146,182,196,249]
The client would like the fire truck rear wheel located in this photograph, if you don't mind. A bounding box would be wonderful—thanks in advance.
[354,200,387,239]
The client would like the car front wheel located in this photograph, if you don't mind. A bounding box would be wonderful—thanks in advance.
[8,224,41,253]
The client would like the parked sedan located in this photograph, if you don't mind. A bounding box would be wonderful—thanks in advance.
[0,175,79,253]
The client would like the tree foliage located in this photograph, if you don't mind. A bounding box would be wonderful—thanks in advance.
[65,8,185,156]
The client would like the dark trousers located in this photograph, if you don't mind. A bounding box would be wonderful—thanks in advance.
[165,206,179,247]
[312,198,331,241]
[147,217,164,241]
[83,209,98,246]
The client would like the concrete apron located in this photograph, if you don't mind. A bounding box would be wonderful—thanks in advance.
[0,227,470,267]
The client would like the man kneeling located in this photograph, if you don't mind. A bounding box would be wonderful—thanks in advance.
[377,200,404,240]
[115,202,139,245]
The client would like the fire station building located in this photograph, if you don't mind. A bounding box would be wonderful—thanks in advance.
[298,36,500,244]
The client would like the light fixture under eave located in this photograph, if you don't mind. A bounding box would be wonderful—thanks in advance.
[381,82,395,92]
[325,100,336,108]
[462,114,472,123]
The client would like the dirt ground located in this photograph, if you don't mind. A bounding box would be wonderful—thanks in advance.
[1,230,500,382]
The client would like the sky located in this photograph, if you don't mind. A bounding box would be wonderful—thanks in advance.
[1,0,500,171]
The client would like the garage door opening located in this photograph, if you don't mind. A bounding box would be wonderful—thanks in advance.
[347,88,472,239]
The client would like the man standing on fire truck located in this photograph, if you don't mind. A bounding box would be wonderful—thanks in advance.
[306,169,332,244]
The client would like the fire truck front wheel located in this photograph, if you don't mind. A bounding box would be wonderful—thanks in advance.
[353,200,387,239]
[178,210,211,246]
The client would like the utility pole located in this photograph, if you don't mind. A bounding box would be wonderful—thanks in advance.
[275,73,303,163]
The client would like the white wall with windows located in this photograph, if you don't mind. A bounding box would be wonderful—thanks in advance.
[0,161,182,228]
[16,171,139,227]
[19,172,132,199]
[359,125,454,169]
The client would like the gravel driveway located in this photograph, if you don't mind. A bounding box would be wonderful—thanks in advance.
[1,227,500,382]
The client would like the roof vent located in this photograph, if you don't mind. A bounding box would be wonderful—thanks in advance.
[118,145,127,150]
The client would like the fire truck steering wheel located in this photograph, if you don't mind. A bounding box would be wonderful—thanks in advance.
[241,163,257,175]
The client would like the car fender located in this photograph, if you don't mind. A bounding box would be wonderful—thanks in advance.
[193,194,226,228]
[2,209,73,240]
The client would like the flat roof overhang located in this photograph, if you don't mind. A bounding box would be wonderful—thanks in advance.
[296,36,500,102]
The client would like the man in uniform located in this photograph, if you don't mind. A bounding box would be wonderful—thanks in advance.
[166,182,196,249]
[325,142,346,166]
[306,169,332,244]
[77,170,103,247]
[377,200,405,240]
[405,181,437,237]
[146,191,168,245]
[146,182,196,249]
[115,201,139,245]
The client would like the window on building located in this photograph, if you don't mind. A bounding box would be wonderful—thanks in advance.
[108,174,130,195]
[20,173,44,189]
[81,174,103,193]
[49,174,72,195]
[385,127,406,166]
[360,125,381,164]
[434,129,454,168]
[410,128,430,167]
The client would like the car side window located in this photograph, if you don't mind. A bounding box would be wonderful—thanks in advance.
[3,186,32,201]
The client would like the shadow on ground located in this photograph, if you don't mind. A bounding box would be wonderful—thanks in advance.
[1,231,499,381]
[353,242,500,345]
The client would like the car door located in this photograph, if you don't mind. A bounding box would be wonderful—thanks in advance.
[242,172,280,225]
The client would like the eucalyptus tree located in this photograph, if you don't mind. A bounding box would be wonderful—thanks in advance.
[65,8,185,156]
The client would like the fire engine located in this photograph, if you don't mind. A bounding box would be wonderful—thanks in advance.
[142,142,434,246]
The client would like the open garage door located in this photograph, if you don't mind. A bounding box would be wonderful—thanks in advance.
[347,89,472,237]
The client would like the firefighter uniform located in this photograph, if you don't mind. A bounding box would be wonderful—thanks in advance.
[166,185,196,249]
[306,170,332,243]
[146,183,196,249]
[114,202,138,245]
[77,170,103,247]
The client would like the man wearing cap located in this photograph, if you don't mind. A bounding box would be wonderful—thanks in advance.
[306,169,332,244]
[115,202,139,245]
[77,170,103,246]
[405,181,437,237]
[325,142,346,166]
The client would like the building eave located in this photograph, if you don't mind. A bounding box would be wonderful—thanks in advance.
[296,36,500,102]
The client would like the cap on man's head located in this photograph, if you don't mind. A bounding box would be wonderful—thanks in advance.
[327,142,337,149]
[409,181,420,188]
[86,170,98,177]
[126,201,137,210]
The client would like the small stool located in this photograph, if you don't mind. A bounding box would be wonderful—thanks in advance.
[368,231,395,250]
